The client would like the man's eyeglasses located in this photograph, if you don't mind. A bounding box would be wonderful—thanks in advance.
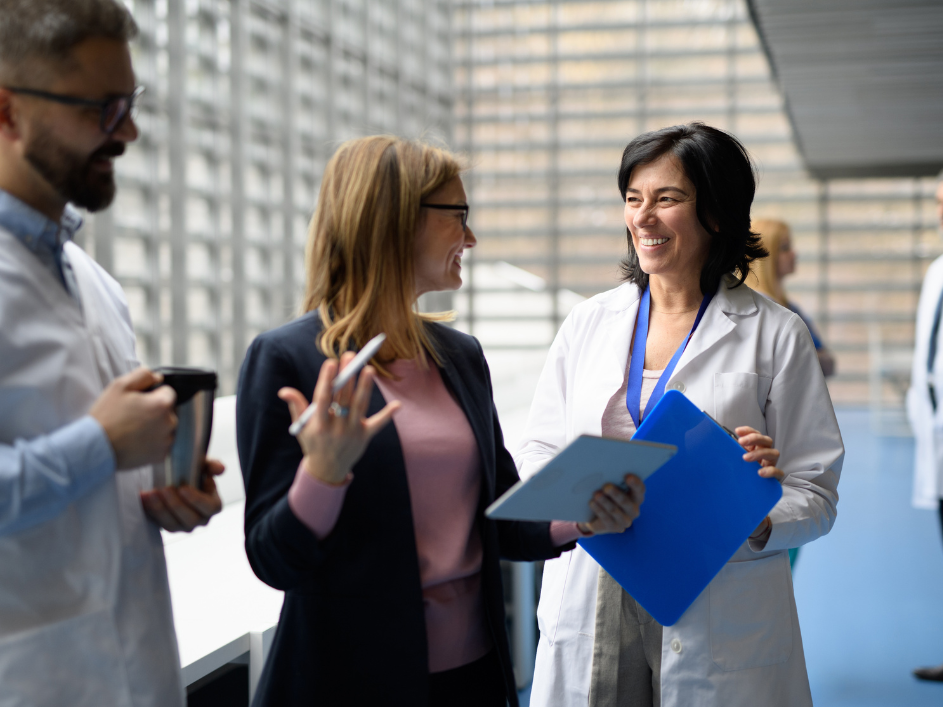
[420,203,469,231]
[4,85,145,135]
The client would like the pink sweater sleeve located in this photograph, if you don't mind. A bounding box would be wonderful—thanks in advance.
[550,520,590,547]
[287,460,352,540]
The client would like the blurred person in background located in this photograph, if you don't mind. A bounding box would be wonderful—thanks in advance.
[0,1,223,705]
[908,175,943,682]
[749,218,836,570]
[236,136,643,707]
[749,218,836,378]
[519,123,844,707]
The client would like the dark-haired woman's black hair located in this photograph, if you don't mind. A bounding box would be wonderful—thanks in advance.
[617,122,767,295]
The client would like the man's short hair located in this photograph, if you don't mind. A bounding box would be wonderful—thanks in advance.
[0,0,138,85]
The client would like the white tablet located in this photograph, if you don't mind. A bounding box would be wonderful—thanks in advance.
[486,435,677,523]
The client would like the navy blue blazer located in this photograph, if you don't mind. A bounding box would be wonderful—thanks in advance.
[236,313,574,706]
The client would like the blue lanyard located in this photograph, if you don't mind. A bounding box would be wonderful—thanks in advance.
[625,286,713,429]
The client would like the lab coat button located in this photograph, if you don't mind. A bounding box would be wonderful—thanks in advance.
[670,381,685,393]
[670,638,682,654]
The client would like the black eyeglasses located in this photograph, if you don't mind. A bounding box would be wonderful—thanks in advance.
[420,202,469,231]
[4,85,145,135]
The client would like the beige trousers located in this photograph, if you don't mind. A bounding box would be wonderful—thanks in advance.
[588,568,663,707]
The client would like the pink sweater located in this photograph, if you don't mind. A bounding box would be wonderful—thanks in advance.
[287,357,582,673]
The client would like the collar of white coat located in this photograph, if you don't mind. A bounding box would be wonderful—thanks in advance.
[592,273,758,316]
[590,273,759,382]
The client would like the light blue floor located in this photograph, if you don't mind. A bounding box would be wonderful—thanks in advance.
[794,408,943,706]
[519,408,943,706]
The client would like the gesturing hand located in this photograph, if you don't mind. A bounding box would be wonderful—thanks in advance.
[736,426,783,543]
[577,474,646,536]
[279,352,401,486]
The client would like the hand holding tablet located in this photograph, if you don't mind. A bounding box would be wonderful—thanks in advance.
[485,436,676,523]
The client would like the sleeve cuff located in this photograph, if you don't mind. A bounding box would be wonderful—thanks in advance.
[287,459,352,540]
[747,517,772,552]
[550,520,590,547]
[61,416,116,489]
[754,501,797,552]
[0,416,116,536]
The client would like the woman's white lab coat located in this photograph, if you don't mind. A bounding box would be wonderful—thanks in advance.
[0,231,183,706]
[518,278,844,707]
[907,254,943,510]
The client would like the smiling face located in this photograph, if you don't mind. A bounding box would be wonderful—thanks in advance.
[413,176,477,296]
[624,155,712,289]
[13,37,138,213]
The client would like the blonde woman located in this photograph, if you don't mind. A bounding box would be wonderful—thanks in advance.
[749,218,836,377]
[235,136,642,707]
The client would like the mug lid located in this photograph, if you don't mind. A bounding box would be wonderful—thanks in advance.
[152,367,217,405]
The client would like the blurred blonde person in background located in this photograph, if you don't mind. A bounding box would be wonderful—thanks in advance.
[749,218,836,377]
[749,219,836,569]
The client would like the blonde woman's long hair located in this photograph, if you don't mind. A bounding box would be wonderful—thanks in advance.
[303,136,461,372]
[748,218,790,307]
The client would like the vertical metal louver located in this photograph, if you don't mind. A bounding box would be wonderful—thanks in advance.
[84,0,453,394]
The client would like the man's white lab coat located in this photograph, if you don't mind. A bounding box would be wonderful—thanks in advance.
[0,230,184,706]
[517,278,844,707]
[907,254,943,510]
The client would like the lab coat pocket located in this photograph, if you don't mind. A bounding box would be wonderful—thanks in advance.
[713,371,771,433]
[709,553,793,672]
[536,552,572,645]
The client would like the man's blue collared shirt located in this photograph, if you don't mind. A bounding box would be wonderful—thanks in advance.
[0,189,84,296]
[0,190,115,536]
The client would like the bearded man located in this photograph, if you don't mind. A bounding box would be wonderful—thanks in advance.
[0,1,222,704]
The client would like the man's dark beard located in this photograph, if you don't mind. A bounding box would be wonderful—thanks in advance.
[25,126,124,212]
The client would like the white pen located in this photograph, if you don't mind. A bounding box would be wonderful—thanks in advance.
[288,333,387,436]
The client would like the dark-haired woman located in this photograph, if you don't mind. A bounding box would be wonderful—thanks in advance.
[520,123,844,707]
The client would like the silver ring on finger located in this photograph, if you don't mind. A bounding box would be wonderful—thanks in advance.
[329,402,350,418]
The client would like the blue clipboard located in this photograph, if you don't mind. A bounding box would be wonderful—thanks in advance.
[578,390,782,626]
